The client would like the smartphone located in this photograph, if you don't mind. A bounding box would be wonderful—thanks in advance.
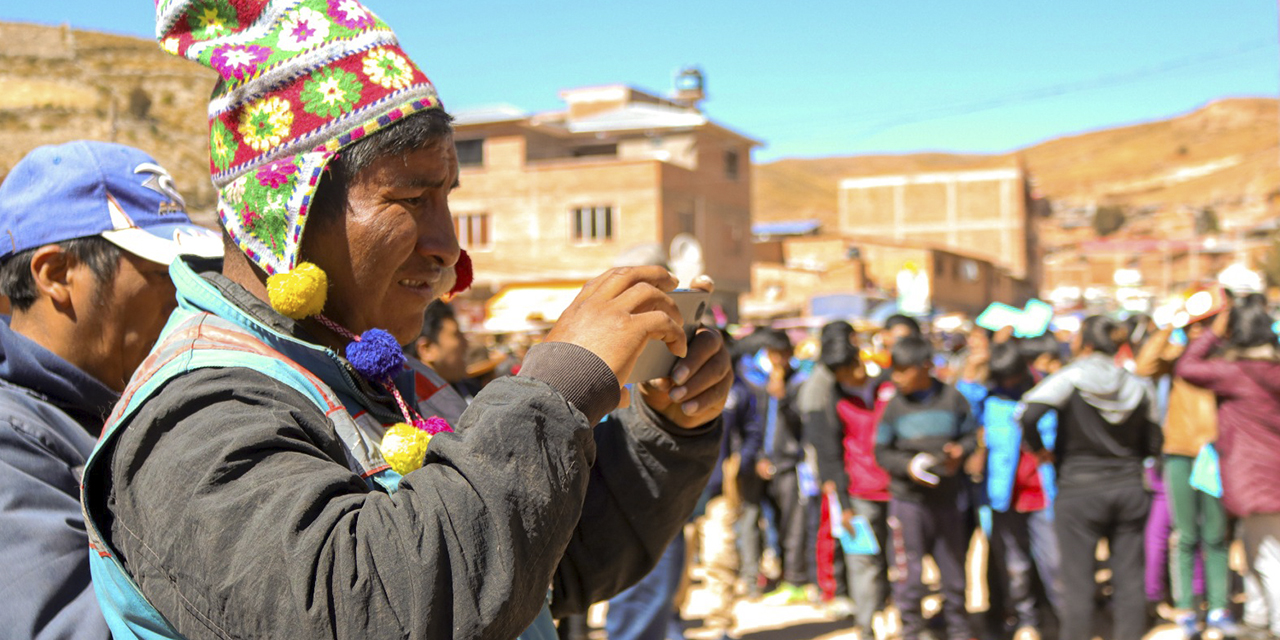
[625,289,710,384]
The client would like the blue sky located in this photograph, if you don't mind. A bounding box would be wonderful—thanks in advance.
[7,1,1278,161]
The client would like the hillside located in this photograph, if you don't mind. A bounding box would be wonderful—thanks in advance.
[0,22,218,226]
[754,98,1280,230]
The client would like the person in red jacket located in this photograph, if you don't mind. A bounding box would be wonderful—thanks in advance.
[803,323,893,638]
[1175,294,1280,639]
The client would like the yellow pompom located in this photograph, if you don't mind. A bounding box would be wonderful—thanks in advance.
[266,262,328,319]
[380,422,433,475]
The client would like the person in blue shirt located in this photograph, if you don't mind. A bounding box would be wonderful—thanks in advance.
[958,341,1062,640]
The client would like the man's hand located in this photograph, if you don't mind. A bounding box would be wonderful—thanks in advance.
[766,366,787,399]
[544,266,686,403]
[641,327,733,428]
[1212,304,1232,339]
[942,442,965,476]
[755,458,776,481]
[638,276,732,428]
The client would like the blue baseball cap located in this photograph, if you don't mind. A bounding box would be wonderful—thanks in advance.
[0,141,222,264]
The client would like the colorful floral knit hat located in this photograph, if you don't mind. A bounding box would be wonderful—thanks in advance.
[158,0,470,471]
[156,0,470,319]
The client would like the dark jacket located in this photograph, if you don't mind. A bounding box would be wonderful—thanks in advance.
[797,365,841,489]
[712,376,762,496]
[98,271,722,639]
[1022,353,1161,492]
[1175,332,1280,517]
[750,370,804,475]
[874,380,978,504]
[0,318,114,639]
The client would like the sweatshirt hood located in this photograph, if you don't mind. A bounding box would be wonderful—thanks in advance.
[1071,354,1150,424]
[0,317,118,430]
[1026,353,1154,426]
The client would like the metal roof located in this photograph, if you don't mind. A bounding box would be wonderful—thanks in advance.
[451,104,529,126]
[566,103,708,134]
[752,219,823,237]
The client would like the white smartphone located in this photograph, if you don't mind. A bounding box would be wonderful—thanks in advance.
[625,289,710,385]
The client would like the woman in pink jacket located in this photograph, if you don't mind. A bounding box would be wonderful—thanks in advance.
[1175,294,1280,638]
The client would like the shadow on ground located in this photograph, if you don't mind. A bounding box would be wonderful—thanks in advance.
[738,620,853,640]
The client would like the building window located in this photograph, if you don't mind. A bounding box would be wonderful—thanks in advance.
[454,213,490,249]
[573,143,618,158]
[456,139,484,167]
[724,150,740,181]
[571,206,614,243]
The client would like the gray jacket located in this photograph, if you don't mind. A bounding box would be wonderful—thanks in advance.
[98,272,722,639]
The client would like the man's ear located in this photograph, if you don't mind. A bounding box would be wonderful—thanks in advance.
[414,337,432,362]
[28,245,76,310]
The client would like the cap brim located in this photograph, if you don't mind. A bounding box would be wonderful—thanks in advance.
[101,223,224,265]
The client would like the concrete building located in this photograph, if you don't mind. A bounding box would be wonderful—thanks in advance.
[837,166,1041,286]
[448,74,758,323]
[742,229,1034,321]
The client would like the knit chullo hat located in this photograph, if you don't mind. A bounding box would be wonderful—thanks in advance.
[158,0,469,473]
[156,0,470,319]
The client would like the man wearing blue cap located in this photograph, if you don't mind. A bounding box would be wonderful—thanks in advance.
[0,140,222,639]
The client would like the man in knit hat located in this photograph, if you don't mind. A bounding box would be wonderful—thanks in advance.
[0,141,221,639]
[80,2,730,639]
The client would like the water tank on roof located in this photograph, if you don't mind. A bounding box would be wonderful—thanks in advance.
[674,67,705,106]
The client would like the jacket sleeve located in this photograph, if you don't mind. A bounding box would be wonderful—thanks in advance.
[1134,326,1176,379]
[954,390,980,456]
[107,367,604,640]
[549,387,722,615]
[0,422,111,640]
[1020,402,1053,453]
[873,403,914,479]
[1174,332,1236,397]
[804,402,847,492]
[738,387,764,467]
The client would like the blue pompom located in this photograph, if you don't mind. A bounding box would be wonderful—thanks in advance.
[346,328,406,381]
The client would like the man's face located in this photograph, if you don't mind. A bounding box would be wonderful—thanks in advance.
[78,252,177,391]
[304,140,462,344]
[416,317,468,383]
[890,363,931,395]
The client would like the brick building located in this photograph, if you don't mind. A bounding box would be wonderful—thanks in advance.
[837,166,1041,287]
[448,77,758,323]
[742,230,1034,321]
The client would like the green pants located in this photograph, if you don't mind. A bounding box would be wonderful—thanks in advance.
[1165,454,1230,610]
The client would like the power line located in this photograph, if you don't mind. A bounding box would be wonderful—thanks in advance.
[756,38,1276,143]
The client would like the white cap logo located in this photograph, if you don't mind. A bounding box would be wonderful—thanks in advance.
[134,162,187,214]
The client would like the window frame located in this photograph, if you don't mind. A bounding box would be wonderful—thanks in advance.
[453,212,492,250]
[569,205,617,245]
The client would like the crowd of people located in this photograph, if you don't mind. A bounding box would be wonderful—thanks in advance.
[0,3,1278,640]
[405,298,1280,640]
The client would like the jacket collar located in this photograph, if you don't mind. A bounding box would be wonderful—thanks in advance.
[0,316,118,433]
[169,256,409,425]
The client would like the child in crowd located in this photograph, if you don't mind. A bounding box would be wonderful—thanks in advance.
[806,324,895,638]
[875,336,979,640]
[959,342,1061,640]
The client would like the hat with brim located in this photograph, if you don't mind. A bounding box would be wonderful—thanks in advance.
[102,222,223,265]
[0,140,221,265]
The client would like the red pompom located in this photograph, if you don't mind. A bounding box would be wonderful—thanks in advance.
[449,249,473,295]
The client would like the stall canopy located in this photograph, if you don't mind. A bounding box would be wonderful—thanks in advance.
[482,282,586,333]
